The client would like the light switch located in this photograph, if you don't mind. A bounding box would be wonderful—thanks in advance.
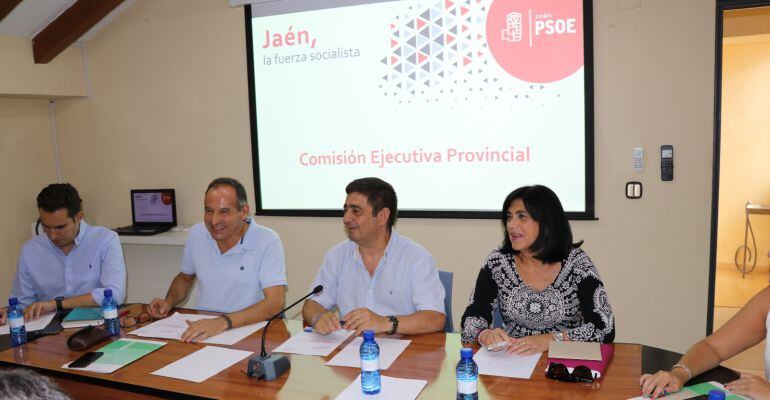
[625,181,642,199]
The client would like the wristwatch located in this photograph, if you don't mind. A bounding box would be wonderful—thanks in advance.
[387,315,399,335]
[55,296,65,311]
[553,331,565,341]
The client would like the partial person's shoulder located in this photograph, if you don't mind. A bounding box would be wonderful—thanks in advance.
[20,234,47,256]
[87,224,120,242]
[483,246,509,266]
[564,247,602,278]
[747,286,770,316]
[485,246,505,260]
[187,222,209,239]
[325,239,354,257]
[391,231,433,259]
[248,222,282,243]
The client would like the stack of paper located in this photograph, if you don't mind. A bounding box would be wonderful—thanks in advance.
[326,338,411,370]
[273,329,355,356]
[62,338,166,374]
[0,312,56,334]
[129,312,267,345]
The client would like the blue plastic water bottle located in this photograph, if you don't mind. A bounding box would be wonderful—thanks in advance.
[102,289,120,336]
[7,297,27,347]
[708,389,726,400]
[456,348,479,400]
[360,330,381,394]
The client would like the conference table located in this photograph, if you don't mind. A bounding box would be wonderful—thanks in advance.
[0,304,737,399]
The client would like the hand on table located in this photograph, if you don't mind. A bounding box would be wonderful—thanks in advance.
[639,369,687,399]
[342,308,389,336]
[507,334,550,356]
[725,373,770,399]
[23,301,56,321]
[0,307,6,325]
[180,317,228,343]
[312,311,342,335]
[478,328,513,351]
[148,298,172,318]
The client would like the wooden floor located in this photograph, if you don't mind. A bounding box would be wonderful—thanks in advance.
[713,262,769,375]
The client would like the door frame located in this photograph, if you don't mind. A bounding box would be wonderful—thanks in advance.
[708,0,770,334]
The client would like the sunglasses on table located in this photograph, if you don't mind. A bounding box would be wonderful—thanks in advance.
[119,312,154,329]
[546,362,597,383]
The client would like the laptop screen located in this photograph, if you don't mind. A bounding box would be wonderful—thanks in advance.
[132,190,176,224]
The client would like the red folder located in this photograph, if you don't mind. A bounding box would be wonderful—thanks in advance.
[547,343,614,378]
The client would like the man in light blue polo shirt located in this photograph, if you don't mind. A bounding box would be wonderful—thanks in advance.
[302,177,445,336]
[148,177,286,342]
[0,183,126,325]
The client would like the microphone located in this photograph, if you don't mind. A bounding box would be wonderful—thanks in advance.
[247,285,323,380]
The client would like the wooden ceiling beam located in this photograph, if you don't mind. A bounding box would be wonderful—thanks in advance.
[0,0,23,23]
[32,0,124,64]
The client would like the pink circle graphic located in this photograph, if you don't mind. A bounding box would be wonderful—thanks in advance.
[486,0,583,83]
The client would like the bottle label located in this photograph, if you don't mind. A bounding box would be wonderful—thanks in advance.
[103,309,118,319]
[9,317,24,329]
[457,379,477,394]
[361,358,379,372]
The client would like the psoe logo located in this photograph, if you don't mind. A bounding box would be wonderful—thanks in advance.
[502,12,522,42]
[487,0,583,83]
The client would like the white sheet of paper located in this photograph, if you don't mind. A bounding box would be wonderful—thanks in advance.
[273,329,355,356]
[326,337,411,370]
[151,345,253,383]
[335,375,427,400]
[201,320,267,345]
[474,347,542,379]
[128,312,266,345]
[0,312,56,334]
[129,312,218,340]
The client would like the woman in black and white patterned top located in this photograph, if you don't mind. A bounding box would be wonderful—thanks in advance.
[461,185,615,355]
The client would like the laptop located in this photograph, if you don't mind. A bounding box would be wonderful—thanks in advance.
[114,189,177,236]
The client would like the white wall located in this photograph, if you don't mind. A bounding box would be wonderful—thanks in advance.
[21,0,717,352]
[0,99,57,302]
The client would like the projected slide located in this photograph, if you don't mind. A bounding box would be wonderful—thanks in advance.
[249,0,590,215]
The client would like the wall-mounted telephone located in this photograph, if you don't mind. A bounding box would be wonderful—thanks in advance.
[661,145,673,181]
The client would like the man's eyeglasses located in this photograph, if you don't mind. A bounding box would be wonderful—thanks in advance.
[546,362,596,383]
[120,312,153,329]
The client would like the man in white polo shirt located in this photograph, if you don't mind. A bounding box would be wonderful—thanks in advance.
[302,177,445,336]
[148,178,286,342]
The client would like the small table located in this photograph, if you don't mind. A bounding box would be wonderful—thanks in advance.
[739,203,770,277]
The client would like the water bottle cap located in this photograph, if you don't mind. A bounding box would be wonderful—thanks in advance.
[707,389,726,400]
[461,347,473,359]
[104,289,113,297]
[363,330,375,340]
[8,297,19,306]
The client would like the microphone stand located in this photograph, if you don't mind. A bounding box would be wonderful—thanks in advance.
[247,285,323,380]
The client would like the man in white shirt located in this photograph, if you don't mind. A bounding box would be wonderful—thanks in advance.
[148,178,286,342]
[302,177,445,336]
[0,183,126,325]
